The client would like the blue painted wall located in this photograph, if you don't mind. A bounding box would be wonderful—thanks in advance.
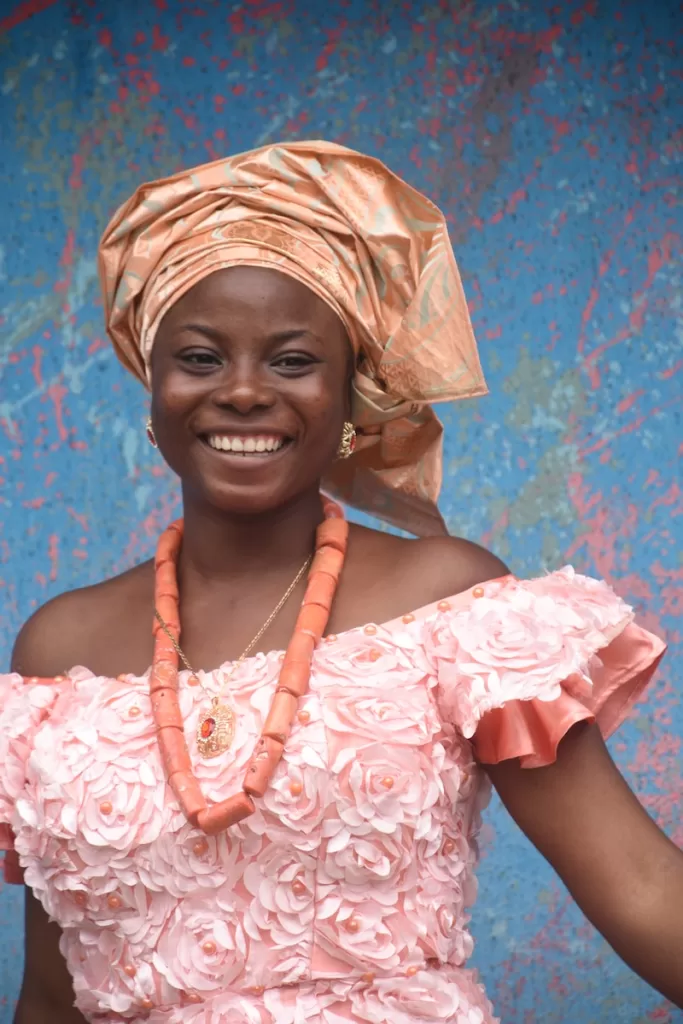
[0,0,680,1020]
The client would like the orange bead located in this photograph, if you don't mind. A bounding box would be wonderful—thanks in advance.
[74,891,87,906]
[185,992,202,1003]
[364,625,377,636]
[325,633,338,643]
[297,710,310,724]
[277,661,310,699]
[285,630,315,664]
[437,600,451,612]
[361,971,375,984]
[345,917,360,933]
[291,879,307,897]
[157,724,192,776]
[262,691,298,743]
[188,674,200,687]
[243,735,285,798]
[289,780,303,797]
[192,839,208,857]
[297,602,328,637]
[202,940,216,956]
[149,660,177,693]
[402,613,415,624]
[123,964,136,978]
[107,894,122,909]
[368,648,381,662]
[151,687,182,729]
[443,839,455,855]
[311,549,344,581]
[168,771,206,825]
[380,776,394,789]
[196,792,255,835]
[304,573,336,610]
[315,518,348,553]
[129,706,141,718]
[99,801,113,815]
[472,586,485,598]
[250,985,265,996]
[406,965,419,976]
[140,997,154,1010]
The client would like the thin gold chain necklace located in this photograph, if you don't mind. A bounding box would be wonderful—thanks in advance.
[154,554,312,757]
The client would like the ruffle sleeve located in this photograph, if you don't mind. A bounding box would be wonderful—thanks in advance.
[0,672,62,883]
[427,568,666,768]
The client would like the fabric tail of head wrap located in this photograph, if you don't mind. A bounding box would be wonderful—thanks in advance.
[98,140,487,536]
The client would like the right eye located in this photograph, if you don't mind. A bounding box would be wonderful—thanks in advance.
[178,349,222,369]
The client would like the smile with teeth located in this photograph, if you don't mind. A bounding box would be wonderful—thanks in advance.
[205,434,288,454]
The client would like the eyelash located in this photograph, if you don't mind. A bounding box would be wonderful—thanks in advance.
[178,351,318,373]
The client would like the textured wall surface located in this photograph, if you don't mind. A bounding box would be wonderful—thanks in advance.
[0,0,681,1020]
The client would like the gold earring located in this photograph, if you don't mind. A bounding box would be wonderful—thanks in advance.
[145,417,158,449]
[337,422,356,459]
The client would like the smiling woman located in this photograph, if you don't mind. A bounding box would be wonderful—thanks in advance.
[2,141,682,1024]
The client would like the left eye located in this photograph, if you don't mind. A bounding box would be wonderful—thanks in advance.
[272,354,315,371]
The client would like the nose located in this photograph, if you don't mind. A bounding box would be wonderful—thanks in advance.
[209,362,276,416]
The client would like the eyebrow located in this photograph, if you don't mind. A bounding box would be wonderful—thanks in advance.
[176,324,321,344]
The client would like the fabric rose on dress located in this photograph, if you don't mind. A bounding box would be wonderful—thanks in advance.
[257,706,329,843]
[320,825,414,895]
[136,822,255,897]
[263,983,336,1024]
[331,743,441,838]
[430,584,584,737]
[349,968,491,1023]
[147,992,265,1024]
[322,679,439,750]
[22,675,171,851]
[314,632,425,684]
[208,651,281,702]
[315,895,417,972]
[0,675,61,823]
[243,845,316,983]
[530,567,633,645]
[153,890,248,994]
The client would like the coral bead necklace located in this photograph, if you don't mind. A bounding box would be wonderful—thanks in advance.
[150,498,348,835]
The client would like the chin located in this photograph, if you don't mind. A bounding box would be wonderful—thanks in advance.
[193,474,317,518]
[177,439,333,516]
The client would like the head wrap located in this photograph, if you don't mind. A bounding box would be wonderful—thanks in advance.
[98,140,487,536]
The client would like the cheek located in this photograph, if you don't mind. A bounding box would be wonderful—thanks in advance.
[152,371,204,418]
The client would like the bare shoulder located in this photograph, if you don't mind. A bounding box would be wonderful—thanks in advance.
[343,523,510,625]
[11,560,154,678]
[401,532,510,599]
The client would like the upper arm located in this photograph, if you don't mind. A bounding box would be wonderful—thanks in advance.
[11,591,90,678]
[486,722,683,930]
[14,890,84,1024]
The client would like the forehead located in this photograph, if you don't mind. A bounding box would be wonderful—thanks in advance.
[160,266,342,327]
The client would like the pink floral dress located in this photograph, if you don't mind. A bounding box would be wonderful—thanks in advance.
[0,569,665,1024]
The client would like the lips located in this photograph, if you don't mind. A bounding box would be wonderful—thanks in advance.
[202,433,290,456]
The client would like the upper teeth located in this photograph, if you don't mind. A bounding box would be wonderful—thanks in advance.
[207,435,285,453]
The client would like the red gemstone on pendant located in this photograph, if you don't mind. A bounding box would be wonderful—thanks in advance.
[200,717,216,739]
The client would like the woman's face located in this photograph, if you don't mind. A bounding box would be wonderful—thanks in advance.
[150,266,353,516]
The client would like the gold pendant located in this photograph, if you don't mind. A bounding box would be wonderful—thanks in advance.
[196,697,236,759]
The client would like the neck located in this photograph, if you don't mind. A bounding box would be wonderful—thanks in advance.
[177,487,325,585]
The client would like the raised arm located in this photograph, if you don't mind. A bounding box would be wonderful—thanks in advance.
[487,721,683,1008]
